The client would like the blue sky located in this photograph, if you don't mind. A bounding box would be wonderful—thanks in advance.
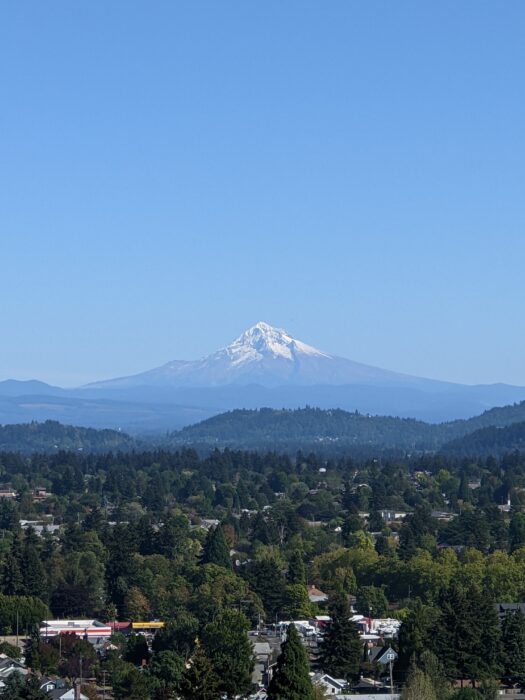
[1,1,524,386]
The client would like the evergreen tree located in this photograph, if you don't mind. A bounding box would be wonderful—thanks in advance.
[368,510,385,533]
[287,547,306,585]
[282,583,312,619]
[21,544,48,601]
[432,584,502,684]
[458,472,470,502]
[0,674,49,700]
[501,608,525,679]
[124,633,150,665]
[509,513,525,553]
[1,551,23,596]
[201,525,232,570]
[152,613,199,659]
[397,601,440,676]
[113,665,153,700]
[147,650,184,697]
[244,556,286,618]
[268,624,315,700]
[178,646,221,700]
[399,505,437,559]
[318,594,362,683]
[202,609,254,698]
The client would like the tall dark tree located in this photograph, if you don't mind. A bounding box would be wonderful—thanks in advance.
[178,647,221,700]
[152,613,199,660]
[1,550,23,596]
[201,525,232,570]
[124,633,150,665]
[244,556,286,619]
[202,609,254,699]
[399,505,437,559]
[397,600,440,677]
[432,584,502,684]
[287,547,306,585]
[21,544,48,601]
[501,608,525,679]
[458,472,470,502]
[147,650,185,698]
[318,594,362,683]
[268,624,315,700]
[509,512,525,553]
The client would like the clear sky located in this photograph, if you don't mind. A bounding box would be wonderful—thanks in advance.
[1,1,524,387]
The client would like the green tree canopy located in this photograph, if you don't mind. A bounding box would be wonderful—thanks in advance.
[318,594,362,683]
[202,608,254,699]
[178,647,221,700]
[268,624,315,700]
[201,525,232,570]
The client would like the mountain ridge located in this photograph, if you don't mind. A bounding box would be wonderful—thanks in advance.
[1,322,525,428]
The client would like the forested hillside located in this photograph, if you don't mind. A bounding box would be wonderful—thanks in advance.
[169,402,525,454]
[442,420,525,457]
[175,407,438,450]
[3,400,525,455]
[0,420,136,453]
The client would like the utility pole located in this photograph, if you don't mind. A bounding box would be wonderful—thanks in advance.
[387,650,394,696]
[101,669,108,700]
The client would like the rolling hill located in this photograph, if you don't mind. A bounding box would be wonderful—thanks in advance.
[0,420,137,453]
[167,401,525,454]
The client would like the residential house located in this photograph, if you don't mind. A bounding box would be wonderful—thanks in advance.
[0,655,29,688]
[378,510,409,523]
[20,520,60,537]
[495,602,525,623]
[367,645,398,666]
[312,672,348,695]
[308,585,328,604]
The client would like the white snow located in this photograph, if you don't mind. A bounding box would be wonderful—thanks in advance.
[222,322,332,363]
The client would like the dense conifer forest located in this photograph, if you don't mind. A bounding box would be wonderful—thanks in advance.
[1,440,525,696]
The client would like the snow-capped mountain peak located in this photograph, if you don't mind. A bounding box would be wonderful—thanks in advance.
[87,321,415,389]
[223,322,332,365]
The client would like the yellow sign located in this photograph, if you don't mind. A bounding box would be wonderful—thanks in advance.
[131,621,165,630]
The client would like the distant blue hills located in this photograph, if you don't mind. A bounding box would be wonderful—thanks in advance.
[1,322,525,432]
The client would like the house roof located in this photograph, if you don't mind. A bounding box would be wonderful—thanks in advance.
[253,642,271,657]
[47,689,88,700]
[368,646,398,665]
[313,673,347,690]
[0,656,27,675]
[308,585,327,596]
